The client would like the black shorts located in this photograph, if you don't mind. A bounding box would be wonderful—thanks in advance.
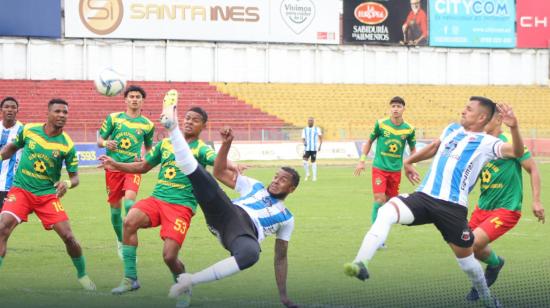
[187,165,258,250]
[398,192,474,248]
[303,150,317,162]
[0,191,8,209]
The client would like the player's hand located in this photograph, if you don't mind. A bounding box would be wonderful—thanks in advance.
[105,140,118,151]
[281,296,299,308]
[236,164,249,174]
[219,127,234,143]
[54,181,69,198]
[354,161,366,176]
[497,103,518,128]
[404,163,421,185]
[98,155,116,170]
[532,201,545,223]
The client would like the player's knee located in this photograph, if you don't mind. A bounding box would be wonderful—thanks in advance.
[123,216,140,232]
[377,203,398,223]
[163,249,179,265]
[60,232,79,247]
[231,237,260,270]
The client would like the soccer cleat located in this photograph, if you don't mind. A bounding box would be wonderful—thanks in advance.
[175,289,192,308]
[304,176,309,181]
[343,261,369,281]
[312,176,317,182]
[117,241,123,260]
[160,89,179,131]
[111,277,141,295]
[78,275,97,291]
[466,257,505,301]
[168,273,192,298]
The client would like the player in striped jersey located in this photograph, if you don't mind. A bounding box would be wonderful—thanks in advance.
[0,99,95,290]
[345,97,525,307]
[0,97,23,209]
[465,109,545,301]
[302,117,322,181]
[161,90,300,308]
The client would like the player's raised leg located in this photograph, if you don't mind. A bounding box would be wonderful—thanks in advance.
[111,208,150,294]
[52,220,96,291]
[344,198,414,280]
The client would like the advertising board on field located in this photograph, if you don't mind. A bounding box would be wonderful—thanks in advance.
[516,0,550,48]
[74,144,106,167]
[0,0,61,38]
[343,0,429,46]
[429,0,516,48]
[64,0,339,44]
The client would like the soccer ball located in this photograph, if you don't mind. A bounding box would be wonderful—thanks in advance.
[94,68,126,97]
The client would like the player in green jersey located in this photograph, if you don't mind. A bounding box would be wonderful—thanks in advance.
[99,107,215,303]
[0,99,95,290]
[354,97,416,227]
[466,109,545,301]
[97,85,155,259]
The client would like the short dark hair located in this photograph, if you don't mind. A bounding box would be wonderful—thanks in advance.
[281,166,300,188]
[48,98,68,109]
[189,107,208,123]
[1,96,19,108]
[124,85,146,99]
[390,96,406,106]
[470,96,496,123]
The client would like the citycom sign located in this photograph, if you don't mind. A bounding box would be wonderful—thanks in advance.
[516,0,550,48]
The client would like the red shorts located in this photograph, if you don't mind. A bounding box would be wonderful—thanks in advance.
[105,170,142,204]
[469,205,521,242]
[1,187,68,230]
[134,197,194,246]
[372,167,401,198]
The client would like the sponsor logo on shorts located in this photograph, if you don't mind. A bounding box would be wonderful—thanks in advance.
[6,194,16,202]
[461,230,471,241]
[490,217,503,229]
[375,177,382,186]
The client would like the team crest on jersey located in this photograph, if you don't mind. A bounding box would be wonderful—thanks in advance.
[29,140,36,150]
[383,130,390,137]
[136,129,142,135]
[162,151,170,159]
[461,230,471,241]
[52,150,59,158]
[401,135,406,140]
[375,177,382,186]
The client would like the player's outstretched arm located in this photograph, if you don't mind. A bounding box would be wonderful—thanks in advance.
[521,158,545,223]
[0,143,18,161]
[213,127,238,189]
[498,104,524,158]
[274,239,298,308]
[98,155,153,174]
[354,140,373,176]
[55,171,79,198]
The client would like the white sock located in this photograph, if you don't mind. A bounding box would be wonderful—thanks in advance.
[169,128,198,175]
[354,198,414,263]
[191,257,241,286]
[303,161,309,177]
[312,162,317,178]
[457,254,491,300]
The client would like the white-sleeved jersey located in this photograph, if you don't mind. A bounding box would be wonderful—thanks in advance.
[232,175,294,243]
[0,121,23,191]
[302,126,322,151]
[418,123,504,207]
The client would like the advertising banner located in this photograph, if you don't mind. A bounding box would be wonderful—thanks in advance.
[214,142,359,161]
[0,0,61,38]
[343,0,429,45]
[429,0,516,48]
[74,144,106,167]
[516,0,550,48]
[65,0,339,44]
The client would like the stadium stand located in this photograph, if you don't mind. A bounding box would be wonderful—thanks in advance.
[215,83,550,140]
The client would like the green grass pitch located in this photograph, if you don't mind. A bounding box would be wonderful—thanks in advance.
[0,162,548,307]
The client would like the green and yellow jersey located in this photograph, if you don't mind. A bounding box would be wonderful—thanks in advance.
[145,138,216,212]
[99,112,154,163]
[13,123,78,196]
[369,118,416,172]
[478,133,530,212]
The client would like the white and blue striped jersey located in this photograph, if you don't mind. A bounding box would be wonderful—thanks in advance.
[418,123,503,207]
[232,175,294,243]
[302,126,322,151]
[0,121,23,192]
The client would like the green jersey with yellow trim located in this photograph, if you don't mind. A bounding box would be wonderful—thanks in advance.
[145,138,216,212]
[369,118,416,172]
[478,133,531,211]
[12,123,78,196]
[100,112,154,163]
